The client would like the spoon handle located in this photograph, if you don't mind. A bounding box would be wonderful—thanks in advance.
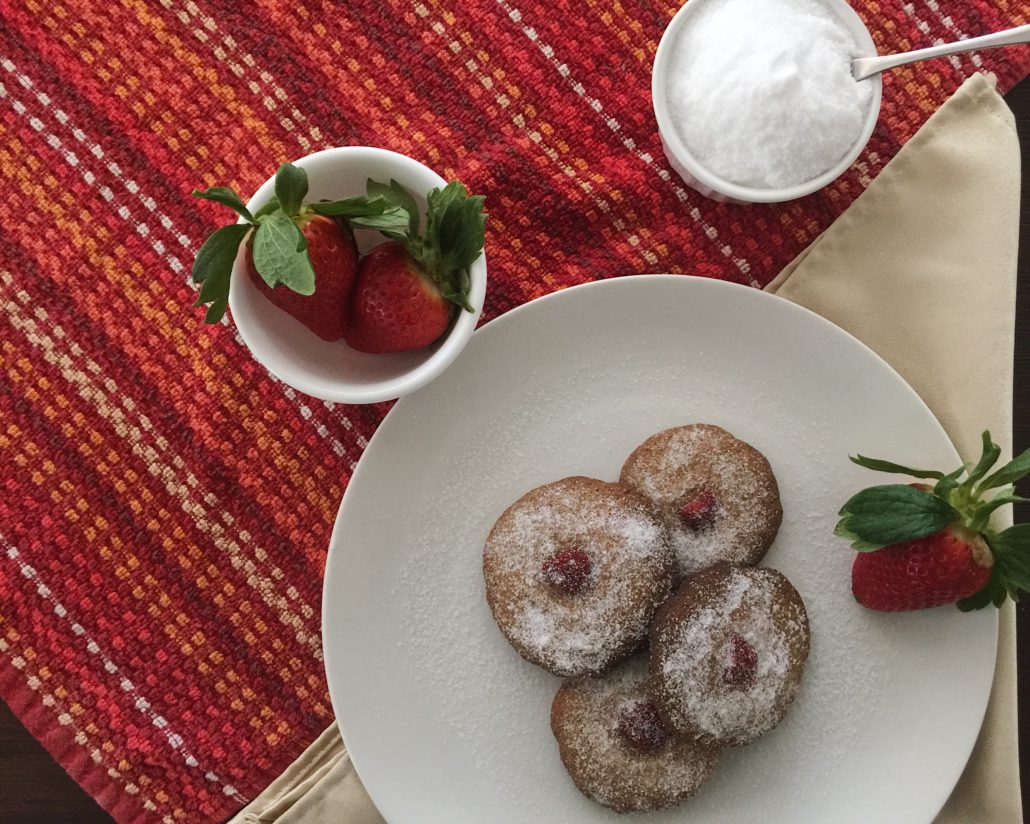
[852,23,1030,81]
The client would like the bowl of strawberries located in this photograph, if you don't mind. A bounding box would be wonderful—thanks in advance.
[191,147,487,403]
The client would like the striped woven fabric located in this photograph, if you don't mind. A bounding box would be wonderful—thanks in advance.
[0,2,1026,822]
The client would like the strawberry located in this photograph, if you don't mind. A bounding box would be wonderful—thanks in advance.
[680,488,719,530]
[836,431,1030,612]
[345,180,486,354]
[617,701,668,753]
[190,162,409,330]
[244,214,356,341]
[542,547,593,595]
[722,633,758,687]
[345,243,451,353]
[851,525,992,611]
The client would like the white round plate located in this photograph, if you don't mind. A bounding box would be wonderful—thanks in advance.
[323,276,997,824]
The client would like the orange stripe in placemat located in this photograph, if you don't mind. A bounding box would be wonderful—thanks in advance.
[416,0,678,274]
[0,286,332,717]
[585,0,661,57]
[0,309,325,799]
[0,262,327,664]
[0,53,374,480]
[0,152,339,741]
[154,0,327,154]
[2,0,285,192]
[0,626,181,823]
[0,97,344,536]
[0,202,337,601]
[489,0,759,283]
[0,74,346,786]
[250,0,646,294]
[0,539,235,818]
[0,381,326,776]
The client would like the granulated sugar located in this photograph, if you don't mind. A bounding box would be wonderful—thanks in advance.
[665,0,874,188]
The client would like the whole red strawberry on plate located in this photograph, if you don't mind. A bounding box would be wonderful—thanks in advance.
[836,431,1030,611]
[190,162,408,337]
[345,180,486,353]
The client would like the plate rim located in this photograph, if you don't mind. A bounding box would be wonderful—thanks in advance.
[321,274,998,823]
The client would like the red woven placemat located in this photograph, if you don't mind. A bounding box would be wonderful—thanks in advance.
[0,2,1026,822]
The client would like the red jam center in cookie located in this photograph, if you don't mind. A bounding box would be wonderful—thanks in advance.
[722,633,758,688]
[679,488,719,530]
[542,547,593,595]
[617,700,669,753]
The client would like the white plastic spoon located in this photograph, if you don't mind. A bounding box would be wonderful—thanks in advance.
[853,23,1030,81]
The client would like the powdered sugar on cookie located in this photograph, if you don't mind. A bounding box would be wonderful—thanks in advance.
[550,655,720,812]
[621,424,782,579]
[484,477,674,677]
[652,564,810,746]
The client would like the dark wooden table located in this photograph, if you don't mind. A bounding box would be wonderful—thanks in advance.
[3,79,1030,824]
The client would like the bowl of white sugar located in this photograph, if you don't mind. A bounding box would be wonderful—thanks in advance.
[652,0,881,203]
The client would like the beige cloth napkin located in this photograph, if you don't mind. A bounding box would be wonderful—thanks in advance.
[229,73,1021,824]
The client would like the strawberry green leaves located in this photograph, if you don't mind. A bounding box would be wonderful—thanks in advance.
[363,179,420,237]
[190,162,410,323]
[192,187,256,223]
[960,524,1030,610]
[849,455,945,479]
[190,164,485,326]
[849,452,965,496]
[955,576,1005,611]
[835,485,959,552]
[252,211,315,294]
[311,196,392,218]
[311,192,411,233]
[274,162,308,217]
[341,208,413,233]
[967,430,1002,486]
[988,525,1030,594]
[192,224,250,323]
[849,431,1030,495]
[423,182,486,312]
[254,197,282,220]
[967,488,1026,533]
[976,449,1030,493]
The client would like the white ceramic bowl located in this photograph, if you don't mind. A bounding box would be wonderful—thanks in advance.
[227,147,487,404]
[652,0,883,204]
